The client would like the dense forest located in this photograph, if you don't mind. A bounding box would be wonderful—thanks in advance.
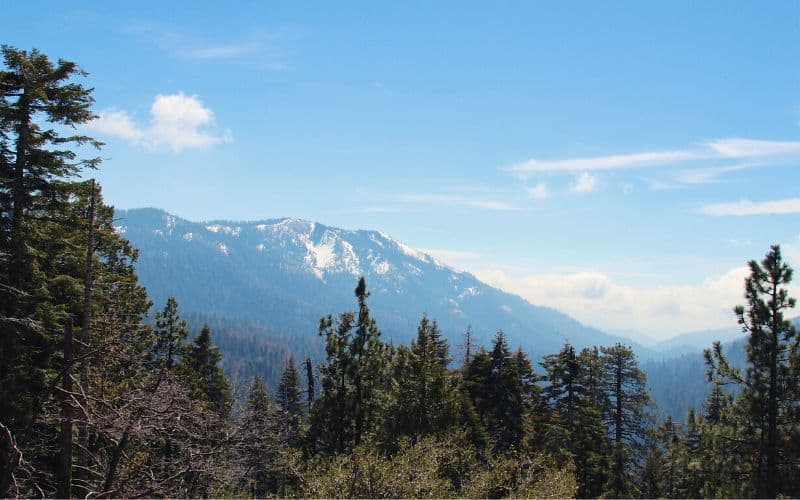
[3,46,800,498]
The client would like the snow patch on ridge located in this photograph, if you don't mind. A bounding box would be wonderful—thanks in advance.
[165,215,176,234]
[372,260,391,275]
[206,224,241,236]
[299,229,361,279]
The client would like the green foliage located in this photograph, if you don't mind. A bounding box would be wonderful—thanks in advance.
[0,45,102,441]
[462,331,526,453]
[383,315,460,447]
[539,343,610,497]
[276,356,304,442]
[178,324,233,415]
[310,277,391,453]
[600,342,652,498]
[301,433,577,499]
[276,356,303,417]
[705,244,800,497]
[153,296,189,368]
[235,376,300,497]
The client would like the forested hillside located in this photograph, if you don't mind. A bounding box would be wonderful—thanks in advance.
[4,46,800,499]
[117,207,641,359]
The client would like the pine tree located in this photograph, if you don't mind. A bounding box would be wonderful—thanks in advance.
[179,324,232,415]
[385,315,459,445]
[310,277,389,453]
[540,343,609,497]
[705,244,799,497]
[276,356,303,417]
[0,45,102,442]
[349,277,387,446]
[153,296,188,368]
[490,331,525,451]
[236,376,285,497]
[600,343,651,498]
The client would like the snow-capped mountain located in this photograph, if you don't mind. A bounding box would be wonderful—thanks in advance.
[117,208,636,357]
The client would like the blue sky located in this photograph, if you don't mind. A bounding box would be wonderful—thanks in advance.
[5,1,800,339]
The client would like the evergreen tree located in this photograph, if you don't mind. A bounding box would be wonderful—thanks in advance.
[489,331,525,451]
[153,296,188,368]
[276,356,304,444]
[540,343,609,497]
[385,315,459,445]
[705,244,799,497]
[0,45,102,442]
[310,277,389,453]
[276,356,303,417]
[600,343,651,498]
[179,324,232,415]
[236,376,287,497]
[349,277,387,446]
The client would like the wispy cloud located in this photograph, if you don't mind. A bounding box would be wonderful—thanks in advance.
[674,163,755,185]
[126,23,287,69]
[508,150,700,176]
[506,138,800,183]
[569,172,598,193]
[706,138,800,158]
[700,197,800,216]
[86,92,232,153]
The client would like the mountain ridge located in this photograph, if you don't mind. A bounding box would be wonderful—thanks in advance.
[116,207,646,358]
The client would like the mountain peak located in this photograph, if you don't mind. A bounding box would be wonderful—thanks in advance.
[117,208,642,357]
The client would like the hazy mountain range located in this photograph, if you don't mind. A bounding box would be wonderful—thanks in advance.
[117,208,641,358]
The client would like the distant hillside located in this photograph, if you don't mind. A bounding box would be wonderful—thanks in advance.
[117,208,640,359]
[651,324,745,356]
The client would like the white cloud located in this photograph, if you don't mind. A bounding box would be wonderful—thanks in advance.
[569,172,598,193]
[700,197,800,216]
[87,92,231,153]
[505,138,800,185]
[526,182,550,199]
[475,264,786,339]
[706,138,800,158]
[508,150,699,175]
[126,23,287,70]
[87,109,143,141]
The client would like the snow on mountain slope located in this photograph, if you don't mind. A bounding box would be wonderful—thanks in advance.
[117,208,640,357]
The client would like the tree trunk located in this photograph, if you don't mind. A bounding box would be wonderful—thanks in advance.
[305,357,314,414]
[76,180,96,495]
[764,280,780,497]
[57,318,75,498]
[8,94,30,304]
